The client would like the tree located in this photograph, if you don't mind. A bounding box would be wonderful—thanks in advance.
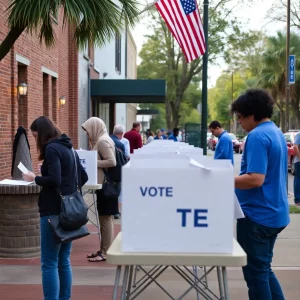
[267,0,300,30]
[259,32,300,130]
[138,0,256,130]
[225,31,266,77]
[0,0,139,61]
[208,71,251,132]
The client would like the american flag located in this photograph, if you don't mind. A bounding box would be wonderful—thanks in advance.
[155,0,206,63]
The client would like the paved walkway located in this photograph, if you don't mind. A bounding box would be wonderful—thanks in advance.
[0,196,299,299]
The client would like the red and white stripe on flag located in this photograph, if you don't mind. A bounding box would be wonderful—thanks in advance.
[155,0,206,63]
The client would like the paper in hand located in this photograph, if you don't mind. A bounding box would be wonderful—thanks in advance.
[18,162,29,174]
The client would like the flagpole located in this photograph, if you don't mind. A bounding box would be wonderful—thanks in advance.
[201,0,209,155]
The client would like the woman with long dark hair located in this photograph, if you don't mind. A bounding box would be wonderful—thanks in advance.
[23,116,88,300]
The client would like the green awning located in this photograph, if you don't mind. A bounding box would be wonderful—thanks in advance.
[136,109,159,115]
[91,79,166,103]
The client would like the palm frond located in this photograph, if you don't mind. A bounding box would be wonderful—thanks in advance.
[6,0,140,48]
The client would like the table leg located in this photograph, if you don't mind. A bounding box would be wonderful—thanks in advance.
[92,190,101,244]
[132,265,138,288]
[217,267,224,299]
[121,266,130,300]
[222,267,229,300]
[126,266,134,300]
[203,266,208,288]
[113,266,122,300]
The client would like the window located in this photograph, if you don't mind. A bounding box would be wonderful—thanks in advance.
[115,33,121,73]
[43,74,50,116]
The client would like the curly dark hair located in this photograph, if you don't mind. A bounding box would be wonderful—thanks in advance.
[231,89,274,121]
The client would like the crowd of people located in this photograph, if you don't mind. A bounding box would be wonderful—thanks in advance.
[20,88,290,300]
[145,127,182,143]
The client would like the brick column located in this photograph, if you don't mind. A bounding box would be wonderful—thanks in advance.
[68,24,79,148]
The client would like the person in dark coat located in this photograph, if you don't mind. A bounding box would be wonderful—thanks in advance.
[23,116,88,300]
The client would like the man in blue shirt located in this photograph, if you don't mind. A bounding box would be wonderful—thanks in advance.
[293,132,300,206]
[208,121,234,165]
[161,129,167,139]
[168,127,179,141]
[232,89,290,300]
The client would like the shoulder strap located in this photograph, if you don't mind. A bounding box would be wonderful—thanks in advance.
[72,148,79,188]
[56,147,78,196]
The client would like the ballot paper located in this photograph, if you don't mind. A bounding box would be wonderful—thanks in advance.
[234,194,245,219]
[17,162,29,174]
[0,179,34,185]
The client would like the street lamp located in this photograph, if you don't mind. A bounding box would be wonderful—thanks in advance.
[59,96,66,106]
[17,81,28,97]
[286,0,291,131]
[201,0,209,155]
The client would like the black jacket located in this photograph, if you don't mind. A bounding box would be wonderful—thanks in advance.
[35,134,88,217]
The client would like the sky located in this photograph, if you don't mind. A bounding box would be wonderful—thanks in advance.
[131,0,285,87]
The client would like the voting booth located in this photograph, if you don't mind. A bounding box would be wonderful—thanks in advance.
[108,141,246,300]
[122,149,235,254]
[76,150,98,185]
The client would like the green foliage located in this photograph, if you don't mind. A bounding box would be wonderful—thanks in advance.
[208,72,250,130]
[209,30,300,132]
[0,0,140,61]
[138,0,257,130]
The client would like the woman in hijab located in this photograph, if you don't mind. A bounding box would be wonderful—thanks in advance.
[82,117,117,262]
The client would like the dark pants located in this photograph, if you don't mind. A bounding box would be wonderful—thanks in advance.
[237,217,285,300]
[294,162,300,203]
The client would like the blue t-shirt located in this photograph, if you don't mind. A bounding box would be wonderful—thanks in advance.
[235,121,290,228]
[214,130,234,165]
[168,134,178,141]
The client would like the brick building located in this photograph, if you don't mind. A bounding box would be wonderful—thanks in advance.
[0,2,80,179]
[0,2,166,180]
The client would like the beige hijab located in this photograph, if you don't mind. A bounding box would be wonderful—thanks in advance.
[82,117,116,183]
[82,117,109,148]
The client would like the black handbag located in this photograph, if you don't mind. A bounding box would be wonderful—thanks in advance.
[98,151,121,199]
[102,175,121,199]
[48,215,89,244]
[58,149,89,231]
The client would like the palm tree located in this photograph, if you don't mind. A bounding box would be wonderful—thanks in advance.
[260,32,287,131]
[0,0,140,61]
[260,31,300,130]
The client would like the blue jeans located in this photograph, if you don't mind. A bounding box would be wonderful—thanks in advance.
[40,216,72,300]
[294,162,300,203]
[237,217,285,300]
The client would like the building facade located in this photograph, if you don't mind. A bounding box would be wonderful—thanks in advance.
[92,27,138,132]
[126,30,138,130]
[0,3,80,180]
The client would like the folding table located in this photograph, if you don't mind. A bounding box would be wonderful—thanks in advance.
[107,233,247,300]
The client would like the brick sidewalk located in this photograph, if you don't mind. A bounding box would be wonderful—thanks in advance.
[0,221,300,299]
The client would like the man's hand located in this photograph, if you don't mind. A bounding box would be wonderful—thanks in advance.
[22,171,36,182]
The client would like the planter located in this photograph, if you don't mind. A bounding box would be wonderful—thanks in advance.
[0,184,41,258]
